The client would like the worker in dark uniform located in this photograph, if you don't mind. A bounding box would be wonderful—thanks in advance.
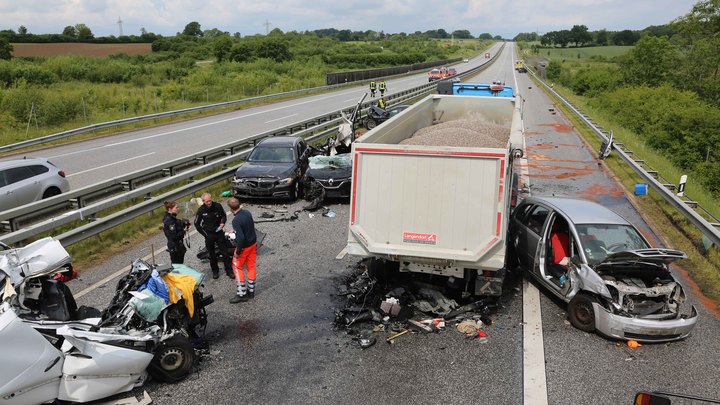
[163,200,190,264]
[226,197,258,303]
[194,192,232,279]
[377,97,386,109]
[379,81,386,96]
[369,81,377,97]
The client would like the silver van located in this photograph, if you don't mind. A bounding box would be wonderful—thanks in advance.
[0,158,70,212]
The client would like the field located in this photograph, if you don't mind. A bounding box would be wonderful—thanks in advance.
[537,45,633,60]
[11,43,152,57]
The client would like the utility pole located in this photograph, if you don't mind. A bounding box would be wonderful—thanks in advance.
[263,19,271,35]
[118,16,123,37]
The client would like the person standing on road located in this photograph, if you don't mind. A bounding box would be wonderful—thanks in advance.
[226,197,257,303]
[163,200,190,264]
[369,81,377,97]
[379,81,386,96]
[194,193,232,279]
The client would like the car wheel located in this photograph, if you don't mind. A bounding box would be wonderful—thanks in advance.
[366,119,377,130]
[148,334,196,383]
[42,187,61,199]
[568,293,598,333]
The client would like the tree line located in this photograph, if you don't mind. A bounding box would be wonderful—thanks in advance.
[514,24,678,48]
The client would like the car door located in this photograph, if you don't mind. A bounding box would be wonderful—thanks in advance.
[1,166,39,210]
[517,204,551,273]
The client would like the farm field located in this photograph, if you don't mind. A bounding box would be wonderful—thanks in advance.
[11,43,152,57]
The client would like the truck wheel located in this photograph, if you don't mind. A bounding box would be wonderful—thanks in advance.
[568,293,598,333]
[148,334,196,383]
[365,119,378,130]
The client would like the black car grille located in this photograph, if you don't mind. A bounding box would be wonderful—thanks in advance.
[624,332,681,341]
[246,179,276,189]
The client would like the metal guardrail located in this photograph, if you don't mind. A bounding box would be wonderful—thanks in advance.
[0,46,503,246]
[529,70,720,247]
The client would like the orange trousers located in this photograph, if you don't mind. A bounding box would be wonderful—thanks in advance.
[232,243,257,283]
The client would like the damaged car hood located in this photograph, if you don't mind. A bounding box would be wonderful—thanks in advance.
[235,162,295,179]
[596,248,687,269]
[0,237,71,287]
[306,154,352,180]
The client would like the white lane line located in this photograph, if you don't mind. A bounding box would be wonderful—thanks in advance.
[523,279,549,405]
[343,98,358,103]
[265,113,298,123]
[66,152,156,177]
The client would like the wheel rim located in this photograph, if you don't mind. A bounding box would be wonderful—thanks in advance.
[160,348,185,371]
[574,302,594,325]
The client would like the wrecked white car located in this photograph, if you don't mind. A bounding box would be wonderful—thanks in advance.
[509,196,698,342]
[0,237,213,404]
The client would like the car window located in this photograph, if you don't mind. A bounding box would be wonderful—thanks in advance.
[5,166,35,185]
[27,165,50,176]
[525,205,550,235]
[576,224,650,265]
[513,203,534,222]
[0,170,7,187]
[248,147,295,163]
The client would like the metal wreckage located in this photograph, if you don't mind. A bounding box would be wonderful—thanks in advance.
[0,237,213,404]
[334,259,500,349]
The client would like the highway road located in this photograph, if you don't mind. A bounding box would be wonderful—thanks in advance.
[55,42,720,404]
[3,44,504,189]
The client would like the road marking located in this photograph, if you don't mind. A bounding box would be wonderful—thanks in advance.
[66,152,155,177]
[523,279,549,405]
[265,113,298,123]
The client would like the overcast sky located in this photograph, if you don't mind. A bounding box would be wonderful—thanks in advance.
[0,0,699,39]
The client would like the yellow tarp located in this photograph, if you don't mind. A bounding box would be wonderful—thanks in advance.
[163,273,197,317]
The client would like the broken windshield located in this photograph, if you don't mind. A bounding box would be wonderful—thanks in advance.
[308,153,351,170]
[575,224,649,265]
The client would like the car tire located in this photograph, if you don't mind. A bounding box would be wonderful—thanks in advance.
[148,334,196,383]
[366,119,377,130]
[42,187,61,199]
[568,293,598,333]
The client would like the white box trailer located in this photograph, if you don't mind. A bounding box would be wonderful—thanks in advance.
[345,83,524,295]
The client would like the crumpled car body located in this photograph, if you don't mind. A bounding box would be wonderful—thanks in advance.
[509,196,698,342]
[303,153,352,199]
[0,237,212,404]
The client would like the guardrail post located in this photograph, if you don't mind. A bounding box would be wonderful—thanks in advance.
[144,192,152,201]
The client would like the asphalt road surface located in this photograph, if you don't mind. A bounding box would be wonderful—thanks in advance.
[60,43,720,404]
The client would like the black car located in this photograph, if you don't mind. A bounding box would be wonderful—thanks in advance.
[232,136,309,199]
[302,153,352,199]
[363,105,410,130]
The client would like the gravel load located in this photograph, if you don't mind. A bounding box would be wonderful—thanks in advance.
[400,117,510,148]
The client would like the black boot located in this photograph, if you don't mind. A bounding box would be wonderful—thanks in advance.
[247,290,255,299]
[212,271,219,279]
[229,294,248,304]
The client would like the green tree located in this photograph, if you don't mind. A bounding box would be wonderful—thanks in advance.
[256,38,291,62]
[213,36,233,62]
[75,24,94,40]
[62,25,77,37]
[452,30,473,39]
[18,26,27,35]
[622,36,674,87]
[0,38,13,60]
[183,21,203,37]
[570,25,592,47]
[595,29,609,46]
[612,29,640,45]
[478,32,494,40]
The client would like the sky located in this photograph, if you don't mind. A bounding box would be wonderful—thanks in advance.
[0,0,700,39]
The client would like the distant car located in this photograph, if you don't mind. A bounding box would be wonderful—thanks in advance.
[509,196,698,342]
[463,58,469,63]
[302,153,352,199]
[0,157,70,212]
[517,66,527,73]
[232,136,309,200]
[447,67,457,76]
[363,104,410,130]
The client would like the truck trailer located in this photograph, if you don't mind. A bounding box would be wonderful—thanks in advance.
[344,82,524,296]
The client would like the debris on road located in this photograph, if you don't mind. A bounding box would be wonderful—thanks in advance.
[334,259,498,348]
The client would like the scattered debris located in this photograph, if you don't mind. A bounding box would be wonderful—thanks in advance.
[334,260,498,348]
[627,340,642,349]
[97,391,152,405]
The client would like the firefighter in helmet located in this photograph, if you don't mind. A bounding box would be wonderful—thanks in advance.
[369,81,377,97]
[379,81,387,96]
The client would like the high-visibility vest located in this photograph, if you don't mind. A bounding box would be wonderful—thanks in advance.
[369,81,376,90]
[378,99,386,109]
[379,82,386,90]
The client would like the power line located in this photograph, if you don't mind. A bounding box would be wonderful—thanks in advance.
[263,19,271,35]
